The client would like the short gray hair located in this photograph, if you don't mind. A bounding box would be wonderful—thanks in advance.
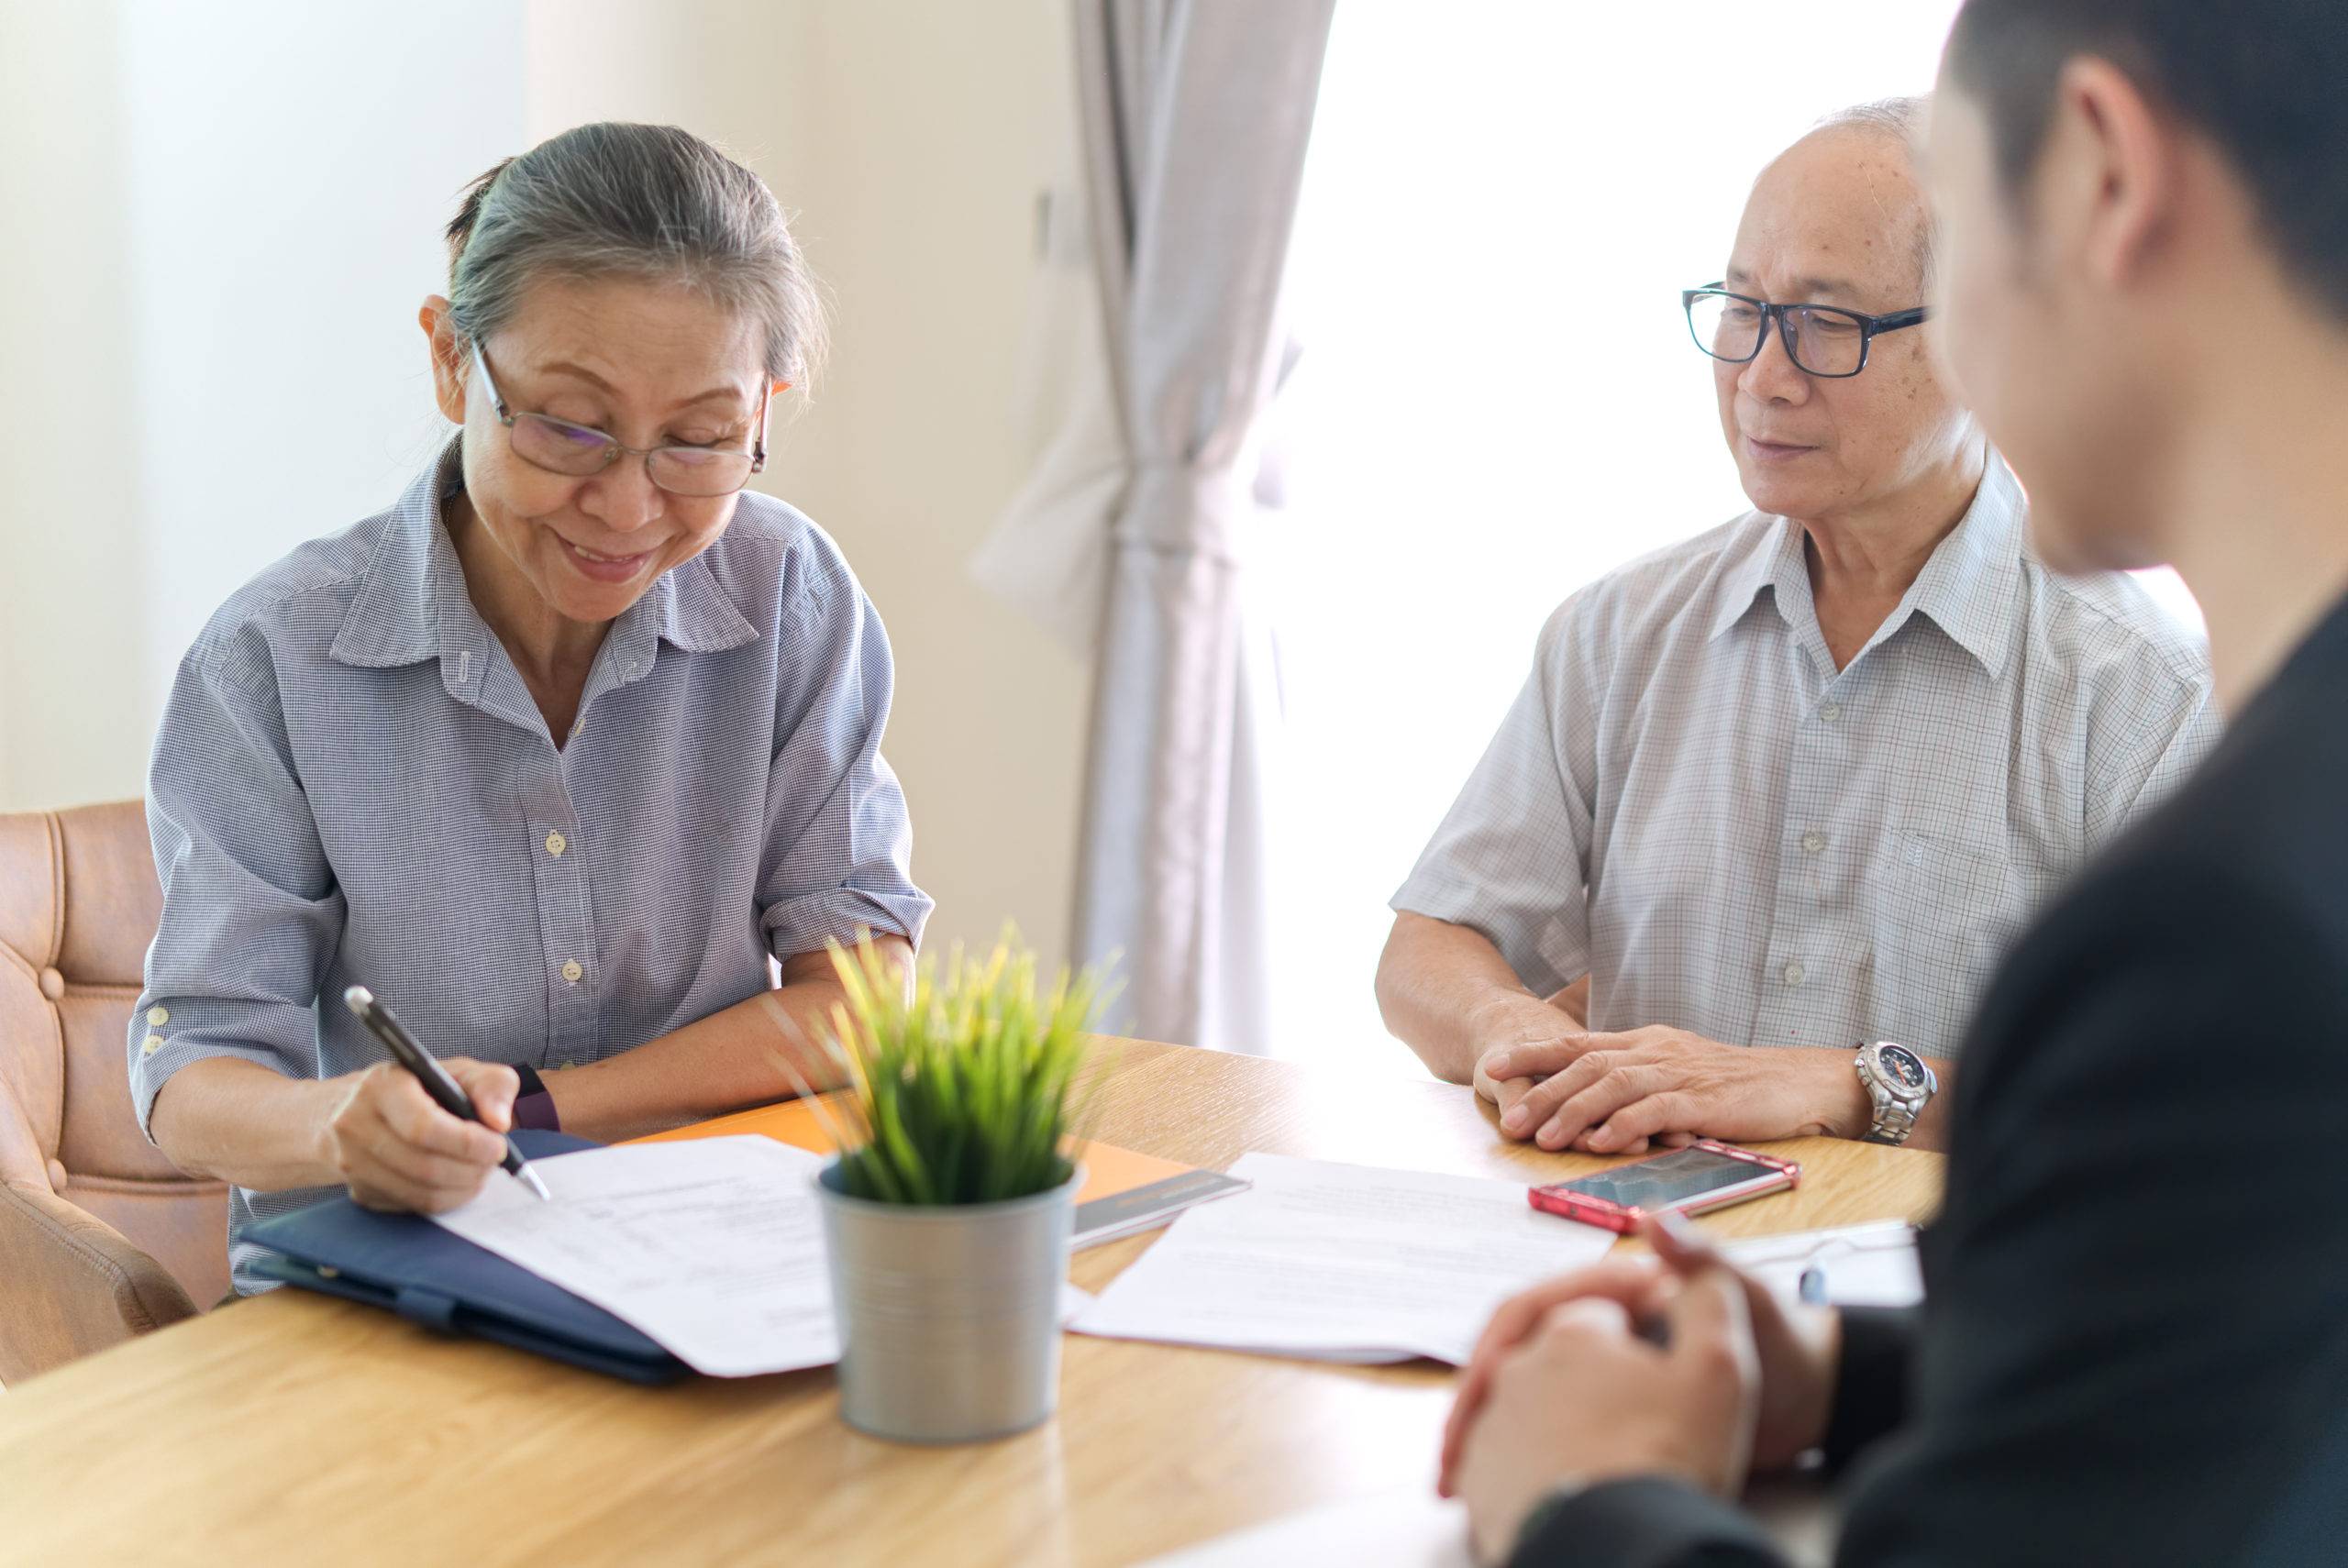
[445,123,825,392]
[1811,95,1935,289]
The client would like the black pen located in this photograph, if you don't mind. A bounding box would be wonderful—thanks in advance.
[342,986,551,1201]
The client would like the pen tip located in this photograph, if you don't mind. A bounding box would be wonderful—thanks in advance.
[342,985,373,1014]
[522,1167,552,1202]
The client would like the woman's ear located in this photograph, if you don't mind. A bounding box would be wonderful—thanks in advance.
[419,295,467,425]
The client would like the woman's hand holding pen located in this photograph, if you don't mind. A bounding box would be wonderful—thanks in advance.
[319,1059,520,1213]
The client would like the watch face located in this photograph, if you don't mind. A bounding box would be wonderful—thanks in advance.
[1878,1044,1928,1089]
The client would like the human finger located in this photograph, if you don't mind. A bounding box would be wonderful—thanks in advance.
[368,1070,509,1165]
[1498,1047,1618,1137]
[1583,1089,1702,1153]
[1533,1064,1678,1151]
[1441,1259,1661,1492]
[446,1058,520,1132]
[1484,1031,1642,1085]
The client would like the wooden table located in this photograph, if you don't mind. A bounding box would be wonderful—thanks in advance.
[0,1041,1940,1566]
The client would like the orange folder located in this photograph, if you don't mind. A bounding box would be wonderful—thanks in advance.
[629,1093,1195,1208]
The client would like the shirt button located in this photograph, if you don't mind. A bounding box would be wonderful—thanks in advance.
[142,1033,165,1055]
[1782,962,1807,987]
[1820,701,1843,723]
[561,960,583,985]
[545,832,567,858]
[147,1005,170,1025]
[1801,831,1826,855]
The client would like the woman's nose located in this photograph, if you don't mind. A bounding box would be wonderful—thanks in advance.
[579,456,666,531]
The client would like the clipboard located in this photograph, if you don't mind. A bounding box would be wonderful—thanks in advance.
[241,1129,688,1384]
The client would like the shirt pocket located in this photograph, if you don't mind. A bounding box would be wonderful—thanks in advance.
[1873,828,2025,1056]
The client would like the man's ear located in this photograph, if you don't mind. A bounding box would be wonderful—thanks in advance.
[2054,55,2178,293]
[419,295,467,425]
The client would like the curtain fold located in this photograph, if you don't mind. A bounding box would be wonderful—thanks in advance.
[969,0,1335,1049]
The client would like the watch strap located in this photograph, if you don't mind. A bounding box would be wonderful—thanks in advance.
[1856,1043,1923,1145]
[511,1064,560,1132]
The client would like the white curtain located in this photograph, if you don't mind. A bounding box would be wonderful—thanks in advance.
[970,0,1335,1049]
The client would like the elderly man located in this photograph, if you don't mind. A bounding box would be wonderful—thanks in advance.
[1374,99,2215,1156]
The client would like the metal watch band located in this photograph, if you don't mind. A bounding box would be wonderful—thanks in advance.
[512,1064,560,1132]
[1855,1043,1924,1146]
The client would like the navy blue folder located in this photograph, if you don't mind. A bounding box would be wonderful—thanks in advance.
[243,1129,689,1384]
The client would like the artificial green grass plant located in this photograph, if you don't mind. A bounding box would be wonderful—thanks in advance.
[818,933,1114,1207]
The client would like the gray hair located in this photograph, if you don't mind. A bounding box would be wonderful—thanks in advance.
[1811,95,1935,290]
[444,123,825,392]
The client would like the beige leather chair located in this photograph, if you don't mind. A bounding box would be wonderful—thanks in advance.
[0,801,227,1386]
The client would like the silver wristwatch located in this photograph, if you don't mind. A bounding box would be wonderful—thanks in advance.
[1854,1042,1937,1146]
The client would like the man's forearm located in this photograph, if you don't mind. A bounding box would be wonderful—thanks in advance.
[1376,912,1576,1083]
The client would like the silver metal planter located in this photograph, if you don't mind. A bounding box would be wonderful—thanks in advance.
[815,1160,1081,1443]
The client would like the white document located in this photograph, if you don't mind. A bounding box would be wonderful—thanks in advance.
[1070,1153,1618,1364]
[1725,1220,1922,1309]
[434,1136,838,1378]
[1136,1488,1474,1568]
[433,1136,1092,1379]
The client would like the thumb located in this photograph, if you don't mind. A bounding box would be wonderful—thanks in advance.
[1645,1210,1725,1278]
[1662,1258,1754,1377]
[453,1060,519,1133]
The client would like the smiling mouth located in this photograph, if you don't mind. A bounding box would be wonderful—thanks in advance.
[561,537,651,566]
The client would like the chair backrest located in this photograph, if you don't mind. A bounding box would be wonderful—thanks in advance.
[0,801,227,1383]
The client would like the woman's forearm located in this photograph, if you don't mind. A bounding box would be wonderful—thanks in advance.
[540,938,909,1143]
[150,1057,346,1190]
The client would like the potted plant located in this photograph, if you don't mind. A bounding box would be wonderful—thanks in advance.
[801,933,1112,1443]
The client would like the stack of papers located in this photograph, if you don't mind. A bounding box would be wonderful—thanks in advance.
[629,1095,1252,1248]
[434,1137,840,1377]
[1070,1153,1618,1364]
[433,1136,1091,1378]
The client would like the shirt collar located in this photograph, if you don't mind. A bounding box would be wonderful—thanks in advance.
[1707,512,1811,643]
[329,436,760,680]
[1706,454,2027,680]
[1899,455,2026,679]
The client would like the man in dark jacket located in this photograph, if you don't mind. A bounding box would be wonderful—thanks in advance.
[1442,2,2348,1562]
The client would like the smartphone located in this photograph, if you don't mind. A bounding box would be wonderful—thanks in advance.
[1526,1141,1800,1232]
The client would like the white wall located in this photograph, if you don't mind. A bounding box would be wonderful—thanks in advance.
[0,0,525,808]
[0,1,150,812]
[0,0,1090,967]
[523,0,1091,967]
[118,2,528,714]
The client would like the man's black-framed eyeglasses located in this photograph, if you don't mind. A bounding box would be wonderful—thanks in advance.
[471,340,770,497]
[1681,284,1928,379]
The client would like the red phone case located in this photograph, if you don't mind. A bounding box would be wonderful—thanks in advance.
[1525,1140,1801,1232]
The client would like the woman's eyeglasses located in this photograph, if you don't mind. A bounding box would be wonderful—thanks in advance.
[471,341,770,497]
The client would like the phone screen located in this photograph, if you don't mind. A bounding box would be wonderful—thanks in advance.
[1547,1146,1767,1209]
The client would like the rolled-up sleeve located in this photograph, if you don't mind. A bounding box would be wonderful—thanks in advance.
[1391,600,1600,999]
[757,539,935,961]
[132,638,345,1139]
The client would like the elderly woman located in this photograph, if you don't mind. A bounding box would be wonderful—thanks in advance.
[131,124,930,1295]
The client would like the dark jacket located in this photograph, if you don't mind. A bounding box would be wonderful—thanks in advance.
[1513,592,2348,1568]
